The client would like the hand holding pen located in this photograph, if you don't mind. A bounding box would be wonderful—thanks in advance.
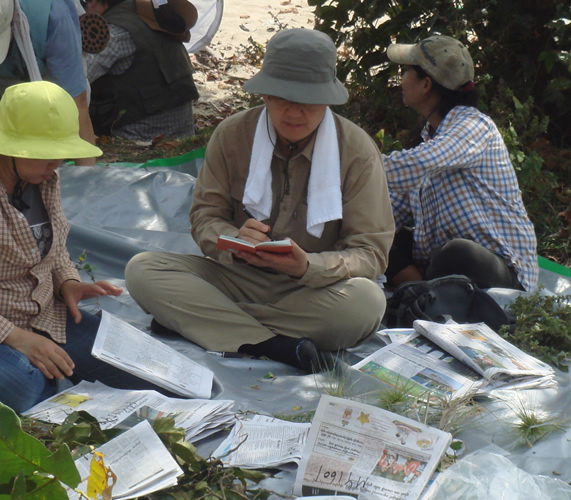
[242,206,275,241]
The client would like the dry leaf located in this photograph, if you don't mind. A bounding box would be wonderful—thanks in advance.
[86,451,116,500]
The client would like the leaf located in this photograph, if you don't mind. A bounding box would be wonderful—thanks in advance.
[170,440,199,464]
[450,440,463,451]
[86,451,110,499]
[53,411,110,448]
[153,417,186,446]
[238,469,266,482]
[262,372,276,379]
[0,403,80,489]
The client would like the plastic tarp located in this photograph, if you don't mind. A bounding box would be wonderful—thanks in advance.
[59,158,571,498]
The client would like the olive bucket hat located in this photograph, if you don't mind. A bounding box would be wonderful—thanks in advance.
[387,35,474,91]
[0,81,102,160]
[242,28,348,105]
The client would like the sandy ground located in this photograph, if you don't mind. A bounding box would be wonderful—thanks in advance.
[191,0,316,128]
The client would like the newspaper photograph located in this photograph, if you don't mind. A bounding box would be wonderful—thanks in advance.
[294,395,452,500]
[353,332,483,400]
[413,320,555,382]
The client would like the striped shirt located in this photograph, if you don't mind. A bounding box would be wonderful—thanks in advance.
[0,173,79,344]
[382,106,538,291]
[85,25,194,141]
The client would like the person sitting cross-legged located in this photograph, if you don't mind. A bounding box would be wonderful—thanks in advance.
[125,28,395,372]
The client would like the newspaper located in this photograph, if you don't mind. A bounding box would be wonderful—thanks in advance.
[92,311,213,399]
[354,331,483,400]
[212,415,311,469]
[413,320,555,389]
[294,395,452,499]
[67,420,182,500]
[23,380,235,442]
[354,321,555,400]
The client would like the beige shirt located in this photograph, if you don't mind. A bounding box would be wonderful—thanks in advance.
[0,173,80,344]
[190,106,395,289]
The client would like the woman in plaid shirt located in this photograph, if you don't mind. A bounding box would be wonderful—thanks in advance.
[382,35,538,292]
[0,81,173,413]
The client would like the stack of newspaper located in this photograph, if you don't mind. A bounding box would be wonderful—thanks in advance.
[67,420,182,500]
[92,311,214,399]
[23,380,235,443]
[354,320,556,400]
[294,395,452,499]
[212,415,311,469]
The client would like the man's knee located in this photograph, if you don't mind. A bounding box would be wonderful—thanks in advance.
[321,278,385,348]
[125,251,163,290]
[428,238,482,276]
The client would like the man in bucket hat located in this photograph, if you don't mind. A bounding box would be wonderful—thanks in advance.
[83,0,199,141]
[125,28,395,372]
[0,81,175,414]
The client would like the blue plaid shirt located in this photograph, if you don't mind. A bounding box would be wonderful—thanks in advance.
[383,106,538,291]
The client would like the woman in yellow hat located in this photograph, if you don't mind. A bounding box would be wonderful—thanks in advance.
[0,81,168,413]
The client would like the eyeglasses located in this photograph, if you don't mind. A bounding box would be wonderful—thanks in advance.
[266,96,323,113]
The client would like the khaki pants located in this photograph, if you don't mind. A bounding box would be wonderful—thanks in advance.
[125,252,386,352]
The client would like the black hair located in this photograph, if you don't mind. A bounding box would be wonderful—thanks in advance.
[412,65,479,118]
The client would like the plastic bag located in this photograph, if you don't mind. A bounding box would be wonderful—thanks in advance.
[424,451,571,500]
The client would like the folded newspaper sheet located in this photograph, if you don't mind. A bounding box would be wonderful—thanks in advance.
[212,415,311,469]
[67,420,182,499]
[294,395,452,499]
[93,311,213,398]
[354,321,555,400]
[23,380,235,442]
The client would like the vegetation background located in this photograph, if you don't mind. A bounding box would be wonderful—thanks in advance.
[98,0,571,267]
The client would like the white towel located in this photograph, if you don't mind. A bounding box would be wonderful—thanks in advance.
[243,107,342,238]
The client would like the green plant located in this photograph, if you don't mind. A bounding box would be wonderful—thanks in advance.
[127,417,271,500]
[499,291,571,371]
[311,0,571,147]
[239,36,265,66]
[375,384,484,436]
[75,250,97,283]
[0,403,80,499]
[13,409,273,500]
[376,128,402,154]
[311,0,571,265]
[507,398,566,448]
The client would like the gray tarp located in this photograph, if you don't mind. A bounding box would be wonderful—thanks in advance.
[59,164,571,498]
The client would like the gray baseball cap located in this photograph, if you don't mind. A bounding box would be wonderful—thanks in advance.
[243,28,348,105]
[387,35,474,91]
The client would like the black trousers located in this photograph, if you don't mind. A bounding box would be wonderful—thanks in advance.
[385,229,524,290]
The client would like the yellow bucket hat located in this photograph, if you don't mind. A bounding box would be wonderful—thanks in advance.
[0,81,102,160]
